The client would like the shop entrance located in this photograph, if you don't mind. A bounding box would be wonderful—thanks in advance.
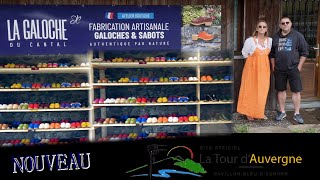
[282,0,320,100]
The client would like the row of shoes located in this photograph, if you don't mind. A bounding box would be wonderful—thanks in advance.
[95,115,199,124]
[93,96,199,104]
[91,56,229,63]
[0,120,91,130]
[5,82,90,89]
[204,113,231,121]
[36,62,90,68]
[98,132,196,142]
[137,116,199,123]
[0,102,86,110]
[100,77,199,83]
[98,76,233,83]
[99,133,170,142]
[203,94,233,102]
[0,138,89,147]
[92,57,177,63]
[200,75,233,81]
[200,56,231,61]
[0,63,89,69]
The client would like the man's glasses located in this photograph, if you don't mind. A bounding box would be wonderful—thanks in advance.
[258,26,267,29]
[281,22,290,25]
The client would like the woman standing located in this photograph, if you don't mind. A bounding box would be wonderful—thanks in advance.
[237,20,272,120]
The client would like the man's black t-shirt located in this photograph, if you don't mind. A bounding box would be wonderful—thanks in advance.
[269,29,309,72]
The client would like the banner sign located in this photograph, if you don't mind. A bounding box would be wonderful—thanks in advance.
[0,5,181,55]
[87,5,181,52]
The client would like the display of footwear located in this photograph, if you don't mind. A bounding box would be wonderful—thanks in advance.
[201,76,207,81]
[206,75,213,81]
[162,97,168,103]
[189,96,199,102]
[192,31,214,41]
[54,103,60,109]
[204,94,218,102]
[190,16,213,26]
[0,53,233,143]
[12,104,19,109]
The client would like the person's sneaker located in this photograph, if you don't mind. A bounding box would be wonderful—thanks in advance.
[275,112,287,121]
[293,114,304,124]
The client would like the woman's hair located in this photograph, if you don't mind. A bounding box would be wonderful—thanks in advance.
[252,20,268,37]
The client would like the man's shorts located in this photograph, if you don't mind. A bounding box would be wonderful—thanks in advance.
[274,68,303,92]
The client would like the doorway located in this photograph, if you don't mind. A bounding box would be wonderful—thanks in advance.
[282,0,320,100]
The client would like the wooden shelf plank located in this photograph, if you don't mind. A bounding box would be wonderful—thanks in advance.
[93,81,233,87]
[0,130,28,133]
[142,122,199,126]
[0,67,90,74]
[93,102,198,107]
[92,101,233,107]
[0,128,93,133]
[93,124,136,127]
[92,61,232,69]
[34,128,92,132]
[0,108,92,113]
[0,88,91,92]
[199,101,233,104]
[92,120,233,127]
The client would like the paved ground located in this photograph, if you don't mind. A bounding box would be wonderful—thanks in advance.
[232,108,320,133]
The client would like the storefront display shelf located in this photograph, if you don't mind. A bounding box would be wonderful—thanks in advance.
[89,50,234,138]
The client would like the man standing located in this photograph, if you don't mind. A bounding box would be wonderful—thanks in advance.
[270,16,309,124]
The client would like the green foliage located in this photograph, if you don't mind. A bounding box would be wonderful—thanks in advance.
[182,5,205,25]
[182,5,222,26]
[291,128,318,133]
[174,158,207,174]
[212,14,221,26]
[234,124,249,133]
[205,5,221,25]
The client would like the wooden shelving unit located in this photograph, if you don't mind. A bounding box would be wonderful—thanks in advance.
[89,50,233,140]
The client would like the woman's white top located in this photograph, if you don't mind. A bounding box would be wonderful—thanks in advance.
[241,37,272,58]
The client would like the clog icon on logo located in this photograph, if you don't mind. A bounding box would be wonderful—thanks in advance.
[105,12,114,19]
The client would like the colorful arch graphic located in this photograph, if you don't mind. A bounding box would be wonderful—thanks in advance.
[167,146,194,159]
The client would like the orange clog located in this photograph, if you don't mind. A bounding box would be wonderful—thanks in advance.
[206,75,213,81]
[200,76,207,82]
[162,117,168,123]
[192,31,214,41]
